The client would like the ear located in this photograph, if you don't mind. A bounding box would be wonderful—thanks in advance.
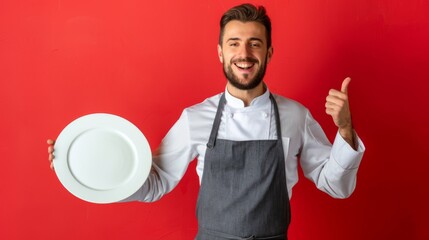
[267,46,274,64]
[217,44,223,63]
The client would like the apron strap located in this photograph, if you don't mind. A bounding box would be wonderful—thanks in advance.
[269,94,282,141]
[207,93,226,149]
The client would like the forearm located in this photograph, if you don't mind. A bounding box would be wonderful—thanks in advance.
[119,168,168,202]
[339,124,356,151]
[119,110,196,203]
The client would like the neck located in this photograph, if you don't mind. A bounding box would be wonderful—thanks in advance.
[226,82,266,107]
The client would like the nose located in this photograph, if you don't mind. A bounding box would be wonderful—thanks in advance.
[237,44,251,58]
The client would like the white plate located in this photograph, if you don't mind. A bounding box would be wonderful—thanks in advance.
[54,113,152,203]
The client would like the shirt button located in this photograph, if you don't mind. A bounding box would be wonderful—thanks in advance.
[262,112,268,118]
[228,113,233,118]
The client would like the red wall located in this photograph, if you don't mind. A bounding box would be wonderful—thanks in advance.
[1,0,428,239]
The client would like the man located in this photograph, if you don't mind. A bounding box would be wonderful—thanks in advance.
[48,3,365,239]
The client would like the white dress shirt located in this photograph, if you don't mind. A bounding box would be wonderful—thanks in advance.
[124,87,365,202]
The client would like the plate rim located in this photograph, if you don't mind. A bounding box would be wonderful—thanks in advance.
[54,113,152,204]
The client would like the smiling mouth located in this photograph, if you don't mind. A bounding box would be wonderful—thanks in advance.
[234,62,255,70]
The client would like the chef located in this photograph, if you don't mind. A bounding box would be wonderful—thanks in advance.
[48,3,365,240]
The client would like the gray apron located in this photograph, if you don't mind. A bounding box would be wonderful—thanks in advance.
[196,94,290,240]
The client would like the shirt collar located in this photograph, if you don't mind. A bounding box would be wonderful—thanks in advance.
[224,85,271,108]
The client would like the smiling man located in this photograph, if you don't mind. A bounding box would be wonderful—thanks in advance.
[48,3,365,240]
[220,20,271,96]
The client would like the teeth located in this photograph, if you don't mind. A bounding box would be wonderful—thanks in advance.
[235,63,254,69]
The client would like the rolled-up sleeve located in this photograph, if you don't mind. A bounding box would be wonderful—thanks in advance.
[300,111,365,199]
[121,110,197,202]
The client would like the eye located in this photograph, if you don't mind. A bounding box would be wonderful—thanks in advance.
[229,42,239,47]
[250,42,261,48]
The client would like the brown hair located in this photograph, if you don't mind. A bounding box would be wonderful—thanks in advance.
[219,4,272,48]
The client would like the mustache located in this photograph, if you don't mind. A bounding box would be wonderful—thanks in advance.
[231,57,258,64]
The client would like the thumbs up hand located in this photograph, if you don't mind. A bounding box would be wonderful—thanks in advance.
[325,77,355,148]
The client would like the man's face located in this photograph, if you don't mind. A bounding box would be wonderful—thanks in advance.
[218,20,273,90]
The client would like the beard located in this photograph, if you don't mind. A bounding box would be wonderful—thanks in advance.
[222,55,268,90]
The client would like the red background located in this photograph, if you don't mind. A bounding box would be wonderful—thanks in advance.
[1,0,428,239]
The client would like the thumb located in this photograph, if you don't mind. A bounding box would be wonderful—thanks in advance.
[341,77,351,94]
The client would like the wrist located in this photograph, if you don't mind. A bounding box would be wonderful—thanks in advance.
[339,124,356,150]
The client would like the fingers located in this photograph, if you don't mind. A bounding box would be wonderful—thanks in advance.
[325,90,348,118]
[326,93,347,106]
[325,77,352,129]
[327,77,351,103]
[325,100,342,112]
[47,139,55,170]
[325,100,343,118]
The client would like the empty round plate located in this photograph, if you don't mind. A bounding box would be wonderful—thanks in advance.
[54,113,152,203]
